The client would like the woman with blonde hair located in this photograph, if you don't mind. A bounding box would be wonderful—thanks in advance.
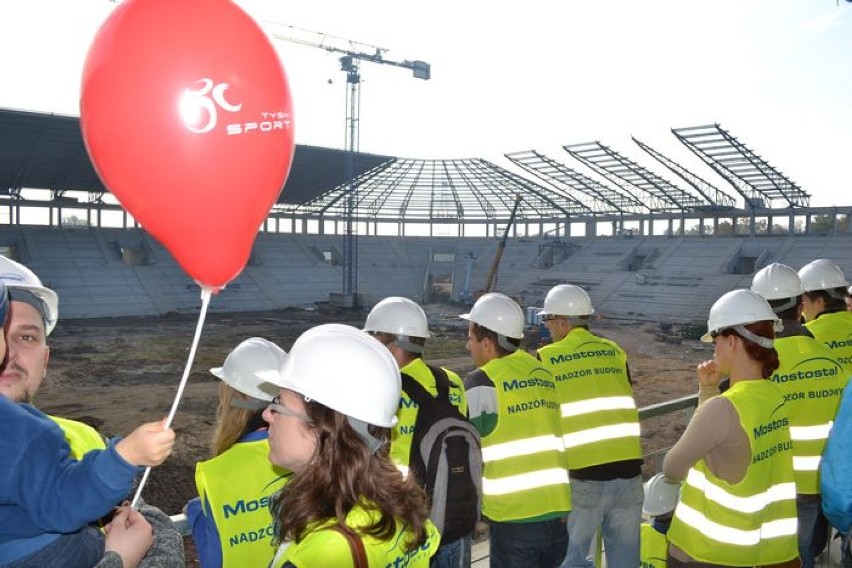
[186,337,290,568]
[258,324,440,567]
[663,289,799,568]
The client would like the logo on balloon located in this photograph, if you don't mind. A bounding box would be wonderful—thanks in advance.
[225,111,292,136]
[180,78,242,134]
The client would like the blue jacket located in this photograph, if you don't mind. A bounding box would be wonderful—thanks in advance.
[0,396,140,564]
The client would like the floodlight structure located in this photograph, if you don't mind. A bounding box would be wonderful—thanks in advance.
[672,124,810,209]
[564,141,707,213]
[272,25,430,301]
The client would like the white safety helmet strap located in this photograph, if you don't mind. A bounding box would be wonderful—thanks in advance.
[230,397,269,411]
[495,334,519,353]
[347,416,384,454]
[824,288,849,301]
[392,336,424,354]
[730,324,775,349]
[767,296,798,315]
[565,315,589,328]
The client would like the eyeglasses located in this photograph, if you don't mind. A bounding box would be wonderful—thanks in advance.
[268,396,310,421]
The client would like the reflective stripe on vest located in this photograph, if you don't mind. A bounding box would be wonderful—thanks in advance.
[563,423,641,450]
[561,395,636,417]
[482,468,570,496]
[684,469,796,513]
[640,523,668,568]
[789,422,833,441]
[481,434,563,462]
[195,437,289,567]
[271,503,440,568]
[479,350,570,521]
[674,502,797,545]
[668,380,798,566]
[538,328,642,469]
[391,359,467,471]
[49,415,106,460]
[770,334,847,493]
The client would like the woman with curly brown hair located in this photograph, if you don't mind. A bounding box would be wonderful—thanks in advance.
[258,323,440,568]
[663,290,800,568]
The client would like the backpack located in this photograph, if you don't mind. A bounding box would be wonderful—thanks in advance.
[400,365,482,543]
[822,382,852,534]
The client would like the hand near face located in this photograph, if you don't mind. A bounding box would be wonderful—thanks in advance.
[696,359,721,389]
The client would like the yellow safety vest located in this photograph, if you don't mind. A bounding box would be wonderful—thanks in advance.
[391,358,468,477]
[270,502,441,568]
[806,310,852,378]
[49,415,107,459]
[771,335,847,494]
[478,349,571,522]
[668,380,798,566]
[195,438,289,567]
[640,523,668,568]
[538,328,642,469]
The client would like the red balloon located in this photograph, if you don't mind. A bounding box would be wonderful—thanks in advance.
[80,0,294,290]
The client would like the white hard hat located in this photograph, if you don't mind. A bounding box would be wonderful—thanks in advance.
[751,263,804,301]
[700,289,779,345]
[643,473,681,517]
[460,292,524,339]
[0,256,59,335]
[538,284,594,317]
[363,296,429,338]
[210,337,286,402]
[256,324,401,428]
[799,259,848,292]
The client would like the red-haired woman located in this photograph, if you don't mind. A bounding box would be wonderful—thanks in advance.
[663,290,800,568]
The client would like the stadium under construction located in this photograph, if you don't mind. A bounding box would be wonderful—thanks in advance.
[1,107,849,327]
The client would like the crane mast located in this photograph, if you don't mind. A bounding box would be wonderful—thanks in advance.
[271,25,430,305]
[483,195,523,294]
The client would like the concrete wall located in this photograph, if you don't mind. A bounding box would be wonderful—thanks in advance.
[1,226,849,326]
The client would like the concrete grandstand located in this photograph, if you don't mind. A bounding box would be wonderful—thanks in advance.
[1,108,849,327]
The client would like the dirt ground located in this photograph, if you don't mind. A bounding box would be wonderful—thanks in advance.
[36,304,712,565]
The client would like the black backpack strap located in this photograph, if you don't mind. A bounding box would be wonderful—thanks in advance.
[425,364,451,401]
[400,372,434,406]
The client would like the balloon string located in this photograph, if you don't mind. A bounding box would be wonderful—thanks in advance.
[131,287,213,508]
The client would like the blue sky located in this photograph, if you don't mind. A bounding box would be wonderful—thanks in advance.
[1,0,850,208]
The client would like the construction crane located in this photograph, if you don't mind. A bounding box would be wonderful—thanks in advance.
[482,195,523,294]
[270,25,430,304]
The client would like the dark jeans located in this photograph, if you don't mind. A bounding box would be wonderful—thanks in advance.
[796,496,829,568]
[430,534,472,568]
[489,517,567,568]
[7,526,104,568]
